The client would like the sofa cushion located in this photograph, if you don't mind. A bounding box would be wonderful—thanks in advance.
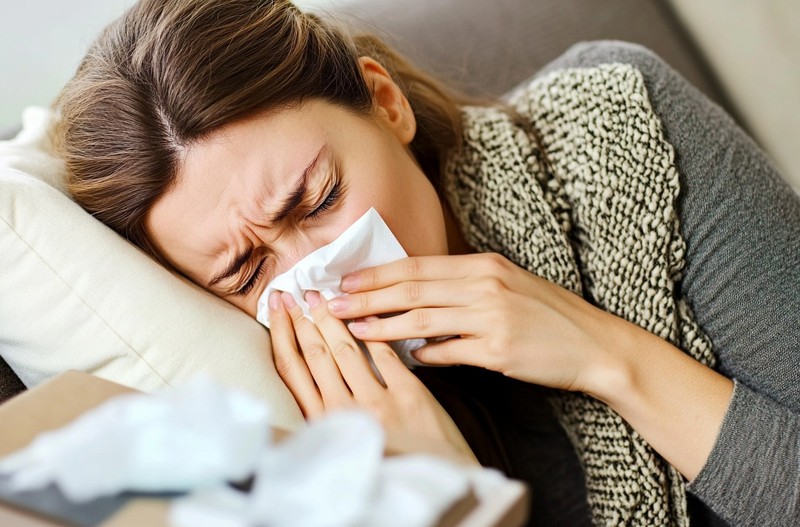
[324,0,726,106]
[0,108,303,430]
[667,0,800,189]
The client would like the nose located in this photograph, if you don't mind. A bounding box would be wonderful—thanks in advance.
[266,228,331,272]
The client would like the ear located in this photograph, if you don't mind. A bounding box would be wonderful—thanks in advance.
[358,56,416,145]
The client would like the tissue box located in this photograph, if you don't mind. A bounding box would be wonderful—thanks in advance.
[0,371,529,527]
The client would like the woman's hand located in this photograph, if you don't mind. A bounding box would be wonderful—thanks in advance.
[327,253,632,396]
[329,253,736,481]
[267,289,477,464]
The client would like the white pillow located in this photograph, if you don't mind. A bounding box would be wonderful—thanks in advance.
[0,107,303,430]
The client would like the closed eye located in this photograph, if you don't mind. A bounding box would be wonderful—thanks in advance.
[306,180,342,219]
[235,258,268,296]
[234,158,343,296]
[306,157,344,220]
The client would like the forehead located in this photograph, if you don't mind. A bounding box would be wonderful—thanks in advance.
[145,103,332,279]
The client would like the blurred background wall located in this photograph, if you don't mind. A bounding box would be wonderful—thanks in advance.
[0,0,138,125]
[0,0,342,126]
[1,0,797,186]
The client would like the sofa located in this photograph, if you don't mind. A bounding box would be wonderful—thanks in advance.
[2,3,765,525]
[0,0,732,403]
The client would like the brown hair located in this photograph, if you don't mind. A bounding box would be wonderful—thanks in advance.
[54,0,475,266]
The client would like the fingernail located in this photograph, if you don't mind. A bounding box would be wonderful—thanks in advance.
[348,321,367,335]
[328,297,348,313]
[341,274,360,292]
[364,315,379,322]
[281,291,297,309]
[268,291,281,310]
[304,290,321,308]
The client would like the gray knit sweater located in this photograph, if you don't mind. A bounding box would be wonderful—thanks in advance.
[443,63,717,526]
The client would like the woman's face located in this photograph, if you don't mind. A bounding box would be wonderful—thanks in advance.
[146,60,448,316]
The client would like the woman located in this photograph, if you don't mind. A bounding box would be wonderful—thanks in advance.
[53,0,800,525]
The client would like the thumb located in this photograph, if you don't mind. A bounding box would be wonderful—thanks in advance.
[411,337,472,367]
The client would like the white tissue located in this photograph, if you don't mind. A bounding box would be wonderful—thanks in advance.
[256,207,427,367]
[171,411,477,527]
[356,455,471,527]
[0,376,271,502]
[256,208,399,326]
[247,411,385,527]
[170,486,251,527]
[0,376,493,527]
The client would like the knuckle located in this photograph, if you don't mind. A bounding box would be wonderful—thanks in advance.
[302,344,328,361]
[362,270,378,289]
[404,257,422,279]
[488,251,508,265]
[413,309,432,332]
[480,276,506,296]
[273,354,293,379]
[366,320,383,339]
[404,281,423,303]
[289,309,308,325]
[310,307,330,324]
[356,293,371,313]
[331,341,359,359]
[371,344,397,363]
[432,343,452,363]
[482,252,507,274]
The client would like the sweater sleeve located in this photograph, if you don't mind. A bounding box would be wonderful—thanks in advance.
[688,381,800,525]
[530,40,800,525]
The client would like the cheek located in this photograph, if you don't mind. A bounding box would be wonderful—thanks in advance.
[373,175,446,257]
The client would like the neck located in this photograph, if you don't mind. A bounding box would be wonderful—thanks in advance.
[442,199,473,255]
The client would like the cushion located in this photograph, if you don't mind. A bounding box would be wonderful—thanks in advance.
[0,107,303,430]
[325,0,726,106]
[666,0,800,190]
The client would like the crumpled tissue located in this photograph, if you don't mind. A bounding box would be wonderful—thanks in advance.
[0,376,270,502]
[0,377,501,527]
[171,411,491,527]
[256,207,428,367]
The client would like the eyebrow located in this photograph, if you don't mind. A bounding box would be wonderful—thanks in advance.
[206,145,325,289]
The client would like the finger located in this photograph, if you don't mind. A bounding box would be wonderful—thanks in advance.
[361,337,421,391]
[340,254,478,293]
[410,337,482,368]
[282,292,353,407]
[303,290,385,399]
[346,306,477,341]
[267,290,324,418]
[328,279,474,320]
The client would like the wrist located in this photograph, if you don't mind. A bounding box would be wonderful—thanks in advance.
[579,312,734,479]
[581,313,644,406]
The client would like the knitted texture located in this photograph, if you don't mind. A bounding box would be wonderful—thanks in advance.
[443,64,717,526]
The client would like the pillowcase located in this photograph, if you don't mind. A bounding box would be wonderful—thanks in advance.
[0,107,303,430]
